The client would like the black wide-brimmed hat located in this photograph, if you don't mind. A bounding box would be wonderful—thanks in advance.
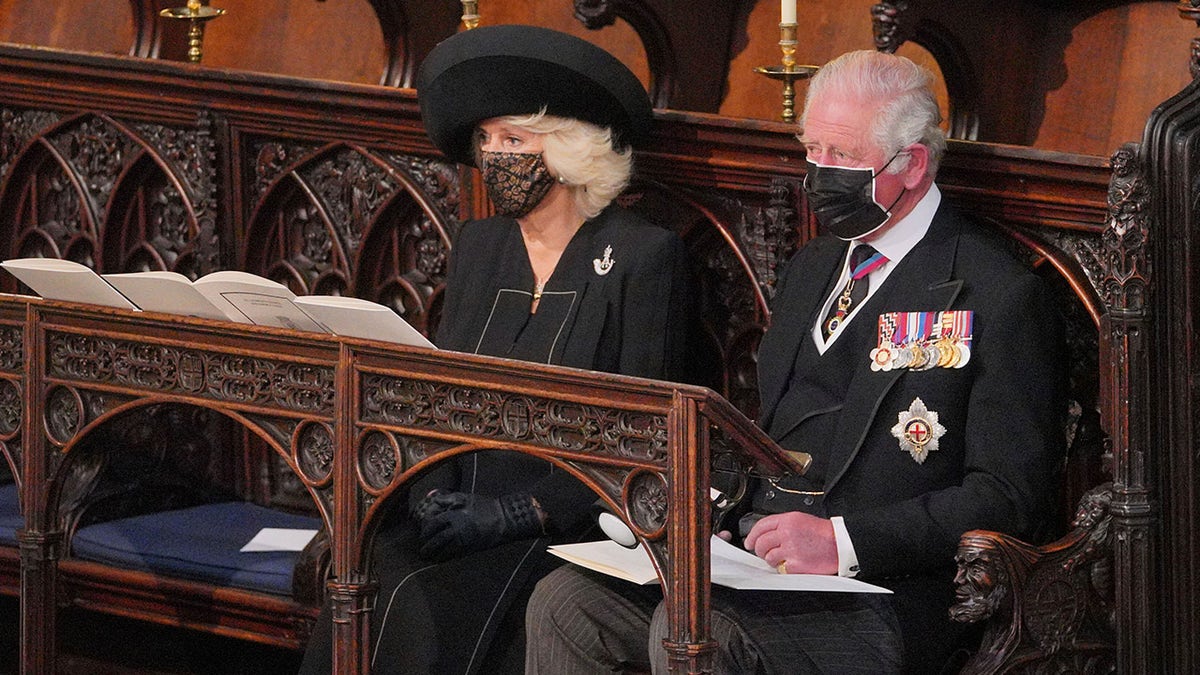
[416,24,653,166]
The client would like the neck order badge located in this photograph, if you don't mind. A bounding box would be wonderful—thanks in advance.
[824,244,887,337]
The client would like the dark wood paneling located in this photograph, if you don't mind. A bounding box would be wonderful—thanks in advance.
[1,1,1194,155]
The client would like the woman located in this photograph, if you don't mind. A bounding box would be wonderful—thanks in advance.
[299,25,694,675]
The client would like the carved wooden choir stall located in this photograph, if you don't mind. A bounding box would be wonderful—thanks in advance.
[0,1,1198,674]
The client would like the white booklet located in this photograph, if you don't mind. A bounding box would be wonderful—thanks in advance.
[4,258,435,348]
[0,258,138,309]
[549,535,891,593]
[103,269,325,332]
[293,295,435,349]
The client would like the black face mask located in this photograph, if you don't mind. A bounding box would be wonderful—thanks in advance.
[479,151,557,218]
[803,155,905,240]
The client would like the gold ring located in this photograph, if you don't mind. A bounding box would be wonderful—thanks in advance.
[776,561,787,574]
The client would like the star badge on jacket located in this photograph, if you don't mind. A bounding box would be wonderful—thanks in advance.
[891,397,947,463]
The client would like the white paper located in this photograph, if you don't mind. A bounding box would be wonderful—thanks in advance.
[548,536,892,593]
[239,527,319,553]
[192,271,325,332]
[293,295,435,349]
[2,258,138,309]
[216,291,326,331]
[104,270,235,321]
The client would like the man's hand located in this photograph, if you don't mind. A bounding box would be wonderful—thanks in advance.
[743,511,838,575]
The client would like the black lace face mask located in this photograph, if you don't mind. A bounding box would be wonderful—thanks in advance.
[479,151,557,218]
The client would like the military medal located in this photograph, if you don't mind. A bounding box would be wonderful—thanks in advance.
[870,313,897,371]
[890,397,947,463]
[936,339,957,368]
[869,310,975,372]
[825,282,854,336]
[952,310,973,368]
[907,312,930,369]
[891,313,912,369]
[829,248,888,337]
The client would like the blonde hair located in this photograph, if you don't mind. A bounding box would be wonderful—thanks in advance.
[485,110,633,219]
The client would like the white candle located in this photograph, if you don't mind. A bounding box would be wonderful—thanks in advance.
[781,0,796,24]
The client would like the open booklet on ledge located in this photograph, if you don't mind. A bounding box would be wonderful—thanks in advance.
[549,534,891,593]
[0,258,435,349]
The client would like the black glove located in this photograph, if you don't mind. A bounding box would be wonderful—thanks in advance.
[411,489,470,522]
[414,491,545,560]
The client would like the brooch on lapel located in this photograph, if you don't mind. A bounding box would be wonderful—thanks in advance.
[891,397,947,464]
[870,310,973,371]
[593,245,615,275]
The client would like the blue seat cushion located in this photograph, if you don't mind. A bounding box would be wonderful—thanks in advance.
[71,501,321,596]
[0,482,20,546]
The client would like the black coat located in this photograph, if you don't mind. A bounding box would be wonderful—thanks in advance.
[301,204,695,675]
[437,204,692,379]
[753,202,1066,671]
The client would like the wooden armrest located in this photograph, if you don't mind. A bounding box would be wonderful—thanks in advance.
[292,528,330,606]
[951,483,1116,674]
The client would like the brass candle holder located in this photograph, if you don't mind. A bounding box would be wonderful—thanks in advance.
[160,0,226,63]
[461,0,480,30]
[753,23,818,123]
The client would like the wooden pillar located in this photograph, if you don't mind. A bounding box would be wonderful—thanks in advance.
[19,303,56,675]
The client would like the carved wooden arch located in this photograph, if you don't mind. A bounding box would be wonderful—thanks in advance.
[40,395,333,544]
[0,109,222,279]
[349,382,673,583]
[574,0,674,108]
[241,142,458,335]
[365,0,462,88]
[572,0,739,112]
[0,112,122,266]
[993,220,1111,527]
[870,2,981,140]
[0,386,18,485]
[0,324,20,489]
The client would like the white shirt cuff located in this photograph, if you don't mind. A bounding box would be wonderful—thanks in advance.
[830,516,861,577]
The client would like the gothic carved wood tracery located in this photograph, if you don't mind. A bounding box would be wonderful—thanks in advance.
[243,141,459,337]
[0,109,221,278]
[950,139,1155,673]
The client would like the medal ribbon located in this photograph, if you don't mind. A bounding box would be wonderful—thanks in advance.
[850,250,887,280]
[955,310,974,343]
[892,311,909,346]
[878,312,897,343]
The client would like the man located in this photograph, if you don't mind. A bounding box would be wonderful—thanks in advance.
[523,49,1065,674]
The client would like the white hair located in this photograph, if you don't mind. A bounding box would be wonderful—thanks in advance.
[801,50,946,176]
[486,110,633,219]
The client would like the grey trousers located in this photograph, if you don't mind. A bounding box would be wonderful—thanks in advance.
[525,565,902,675]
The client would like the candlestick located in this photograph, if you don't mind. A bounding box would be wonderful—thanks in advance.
[159,0,226,63]
[461,0,480,30]
[781,0,797,24]
[753,23,818,123]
